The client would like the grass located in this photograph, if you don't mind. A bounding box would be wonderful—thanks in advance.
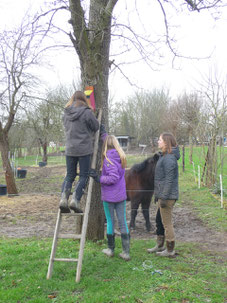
[179,171,227,231]
[179,146,227,196]
[13,154,66,168]
[0,237,226,303]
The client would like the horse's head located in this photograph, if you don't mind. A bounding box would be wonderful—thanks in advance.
[145,153,159,183]
[130,153,159,187]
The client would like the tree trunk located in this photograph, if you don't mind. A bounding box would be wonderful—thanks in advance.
[42,141,48,163]
[189,128,193,164]
[205,133,217,188]
[68,0,118,239]
[0,130,18,194]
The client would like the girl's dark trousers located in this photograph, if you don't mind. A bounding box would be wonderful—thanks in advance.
[61,154,91,201]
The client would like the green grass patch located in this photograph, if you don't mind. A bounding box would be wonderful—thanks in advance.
[179,146,227,197]
[179,170,227,231]
[0,238,226,303]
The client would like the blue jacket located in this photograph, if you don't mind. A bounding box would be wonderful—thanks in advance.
[154,146,180,200]
[100,149,127,203]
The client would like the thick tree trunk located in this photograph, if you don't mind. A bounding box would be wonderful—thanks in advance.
[68,0,117,240]
[0,131,18,195]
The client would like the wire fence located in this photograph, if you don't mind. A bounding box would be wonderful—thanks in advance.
[181,161,227,209]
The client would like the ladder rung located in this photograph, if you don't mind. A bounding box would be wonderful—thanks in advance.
[54,258,78,262]
[61,212,84,216]
[58,233,81,239]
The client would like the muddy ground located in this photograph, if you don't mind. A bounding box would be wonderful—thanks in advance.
[0,165,226,257]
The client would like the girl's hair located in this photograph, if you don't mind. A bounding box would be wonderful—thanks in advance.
[65,91,89,108]
[101,135,127,169]
[161,132,177,154]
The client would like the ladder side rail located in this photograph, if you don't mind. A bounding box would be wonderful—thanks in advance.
[76,109,102,282]
[46,209,62,279]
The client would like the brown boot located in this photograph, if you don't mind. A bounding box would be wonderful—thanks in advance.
[156,241,175,257]
[147,235,165,253]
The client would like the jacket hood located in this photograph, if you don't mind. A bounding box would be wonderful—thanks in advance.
[172,146,180,160]
[106,149,121,163]
[64,105,88,121]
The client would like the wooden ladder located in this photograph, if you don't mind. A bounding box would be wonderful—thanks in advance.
[46,109,102,283]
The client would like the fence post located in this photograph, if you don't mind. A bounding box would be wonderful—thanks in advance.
[198,165,200,189]
[220,174,223,209]
[182,145,185,172]
[192,162,196,182]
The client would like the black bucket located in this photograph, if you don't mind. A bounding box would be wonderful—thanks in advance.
[0,184,7,196]
[39,161,47,167]
[17,169,27,179]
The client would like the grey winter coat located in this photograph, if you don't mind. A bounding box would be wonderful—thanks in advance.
[154,146,180,200]
[63,102,99,157]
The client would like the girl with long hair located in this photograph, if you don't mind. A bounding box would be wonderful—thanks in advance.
[90,135,130,261]
[59,91,99,213]
[147,132,180,257]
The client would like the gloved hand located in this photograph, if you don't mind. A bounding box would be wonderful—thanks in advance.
[154,197,158,204]
[160,199,167,208]
[89,169,100,183]
[100,124,106,135]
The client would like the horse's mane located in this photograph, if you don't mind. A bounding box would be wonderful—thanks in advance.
[131,157,152,173]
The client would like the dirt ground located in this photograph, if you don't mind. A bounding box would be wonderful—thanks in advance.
[0,165,226,257]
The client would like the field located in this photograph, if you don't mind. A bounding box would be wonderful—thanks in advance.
[0,147,227,302]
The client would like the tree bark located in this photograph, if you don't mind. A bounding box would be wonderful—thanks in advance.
[0,129,18,194]
[68,0,118,239]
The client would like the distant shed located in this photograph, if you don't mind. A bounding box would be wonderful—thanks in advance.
[116,135,134,150]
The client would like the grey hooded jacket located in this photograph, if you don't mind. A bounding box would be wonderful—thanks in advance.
[154,146,180,200]
[63,102,99,157]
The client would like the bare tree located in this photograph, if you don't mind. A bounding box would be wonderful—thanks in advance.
[25,86,72,162]
[177,93,202,163]
[110,89,170,148]
[0,16,55,194]
[199,70,227,187]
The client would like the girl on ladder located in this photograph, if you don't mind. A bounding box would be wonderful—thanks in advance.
[59,91,99,213]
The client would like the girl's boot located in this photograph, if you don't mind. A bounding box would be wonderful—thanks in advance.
[147,235,165,253]
[156,241,175,257]
[69,192,83,213]
[119,233,130,261]
[102,234,115,257]
[59,182,71,213]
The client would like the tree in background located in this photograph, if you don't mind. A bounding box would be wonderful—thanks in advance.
[0,18,50,194]
[177,93,202,163]
[110,89,170,149]
[25,85,72,162]
[199,71,227,187]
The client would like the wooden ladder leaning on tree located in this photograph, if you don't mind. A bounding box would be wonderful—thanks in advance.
[46,109,102,283]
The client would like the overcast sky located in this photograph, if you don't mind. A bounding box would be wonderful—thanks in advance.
[1,0,227,101]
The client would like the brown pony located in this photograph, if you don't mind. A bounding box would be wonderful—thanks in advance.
[125,154,159,231]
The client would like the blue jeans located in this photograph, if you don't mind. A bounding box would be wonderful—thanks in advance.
[62,154,91,201]
[103,201,129,235]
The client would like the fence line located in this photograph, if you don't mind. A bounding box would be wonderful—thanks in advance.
[188,162,226,209]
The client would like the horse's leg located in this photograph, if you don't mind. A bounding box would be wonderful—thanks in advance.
[130,200,139,230]
[142,198,151,232]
